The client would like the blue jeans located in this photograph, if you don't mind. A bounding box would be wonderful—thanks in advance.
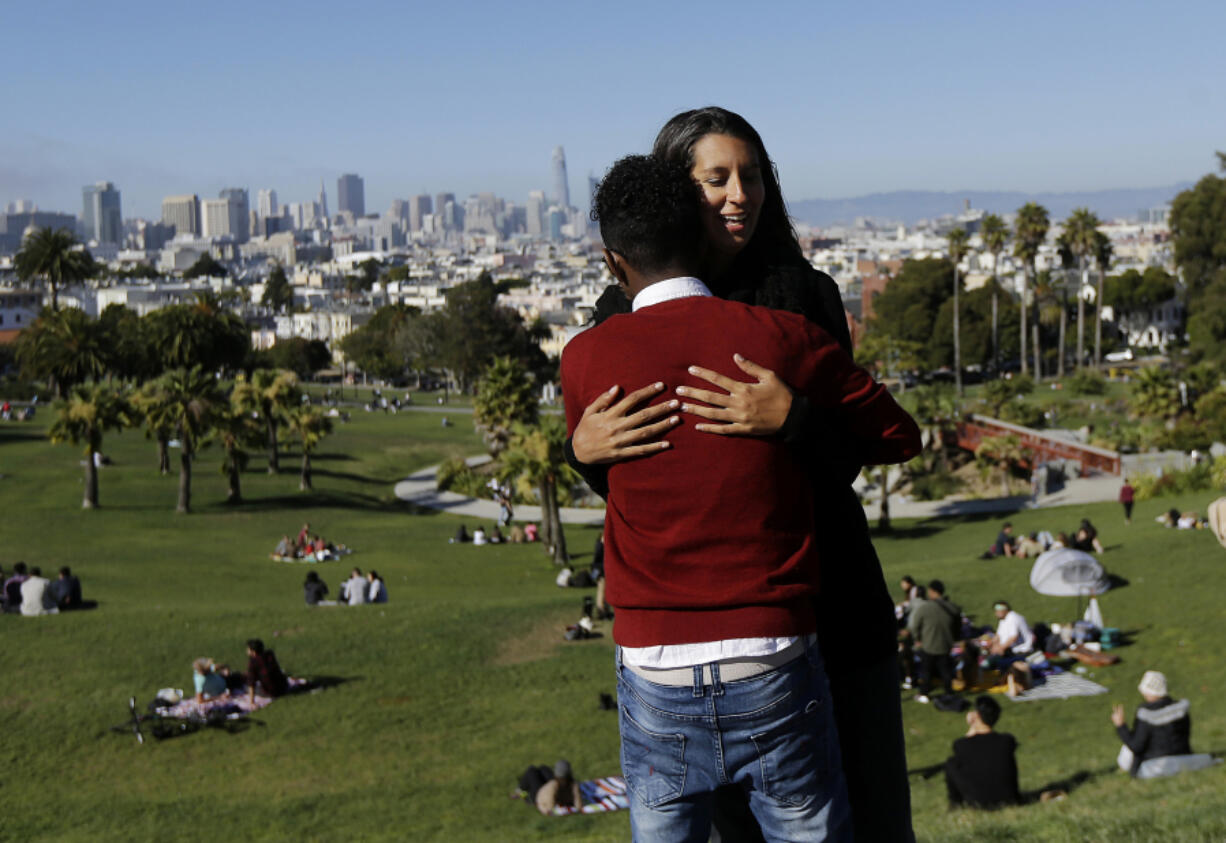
[616,640,851,842]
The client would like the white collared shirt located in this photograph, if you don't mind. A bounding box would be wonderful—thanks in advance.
[631,276,711,311]
[615,274,802,670]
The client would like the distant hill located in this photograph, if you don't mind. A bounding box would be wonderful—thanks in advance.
[788,184,1194,227]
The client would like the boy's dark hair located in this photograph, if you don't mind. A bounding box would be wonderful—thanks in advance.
[15,562,28,575]
[901,575,915,587]
[591,154,702,277]
[928,579,945,595]
[59,566,72,577]
[30,566,41,577]
[974,694,1001,727]
[247,638,265,654]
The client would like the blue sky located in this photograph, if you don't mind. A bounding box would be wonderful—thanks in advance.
[4,0,1224,219]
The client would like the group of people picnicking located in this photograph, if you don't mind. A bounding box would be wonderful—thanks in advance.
[272,522,349,562]
[895,574,1213,807]
[982,518,1105,559]
[450,523,537,545]
[1,397,36,422]
[2,563,83,615]
[302,567,388,607]
[187,639,291,706]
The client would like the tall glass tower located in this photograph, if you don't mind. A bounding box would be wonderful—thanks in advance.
[551,146,570,209]
[82,181,122,244]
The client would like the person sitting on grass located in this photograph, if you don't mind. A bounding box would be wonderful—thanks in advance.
[20,566,58,616]
[944,695,1021,809]
[517,759,583,815]
[450,525,471,544]
[274,535,292,558]
[3,561,29,612]
[472,526,488,546]
[1072,518,1104,553]
[367,570,388,604]
[304,571,329,605]
[992,523,1016,557]
[192,657,229,704]
[245,639,288,702]
[1112,670,1198,778]
[49,566,83,610]
[341,568,367,606]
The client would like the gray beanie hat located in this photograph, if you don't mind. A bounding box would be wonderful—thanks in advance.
[553,759,572,779]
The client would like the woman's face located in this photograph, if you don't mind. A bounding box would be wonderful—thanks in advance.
[689,133,766,262]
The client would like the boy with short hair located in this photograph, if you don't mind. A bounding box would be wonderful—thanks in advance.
[561,154,920,840]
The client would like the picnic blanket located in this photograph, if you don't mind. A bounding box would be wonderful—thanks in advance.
[159,678,309,720]
[552,776,630,815]
[1007,672,1108,702]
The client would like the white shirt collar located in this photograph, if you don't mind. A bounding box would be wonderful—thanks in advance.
[631,276,711,312]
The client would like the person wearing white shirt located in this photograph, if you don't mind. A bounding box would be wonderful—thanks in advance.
[20,567,59,616]
[989,601,1034,656]
[342,568,367,606]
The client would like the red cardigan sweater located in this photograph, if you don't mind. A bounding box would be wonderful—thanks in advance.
[560,295,920,647]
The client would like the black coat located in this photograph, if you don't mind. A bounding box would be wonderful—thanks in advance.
[1117,696,1193,775]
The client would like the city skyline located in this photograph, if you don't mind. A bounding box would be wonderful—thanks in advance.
[4,1,1226,220]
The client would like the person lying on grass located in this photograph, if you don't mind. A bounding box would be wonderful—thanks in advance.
[193,657,230,704]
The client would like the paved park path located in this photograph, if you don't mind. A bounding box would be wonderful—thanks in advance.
[393,456,1125,526]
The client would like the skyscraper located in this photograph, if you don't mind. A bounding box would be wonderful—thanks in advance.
[218,188,249,242]
[526,190,545,237]
[82,181,122,244]
[409,194,432,232]
[161,194,200,237]
[201,198,246,239]
[257,188,278,219]
[318,179,329,222]
[551,146,570,209]
[337,173,365,218]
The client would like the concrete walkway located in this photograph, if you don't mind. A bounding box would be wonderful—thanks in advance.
[394,456,1126,525]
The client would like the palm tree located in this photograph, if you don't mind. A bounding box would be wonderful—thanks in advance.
[1013,204,1050,377]
[472,356,538,456]
[1062,208,1103,370]
[501,416,580,566]
[1129,367,1180,421]
[231,368,301,473]
[214,404,263,503]
[285,405,333,491]
[137,367,225,513]
[13,227,95,311]
[1093,231,1114,367]
[947,227,970,395]
[14,307,107,398]
[1035,271,1064,379]
[980,214,1009,368]
[48,384,133,509]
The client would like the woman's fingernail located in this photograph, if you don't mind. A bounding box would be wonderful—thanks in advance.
[668,400,680,408]
[670,416,680,424]
[654,382,664,389]
[734,353,744,362]
[688,366,699,375]
[675,387,686,396]
[608,386,618,394]
[680,404,690,413]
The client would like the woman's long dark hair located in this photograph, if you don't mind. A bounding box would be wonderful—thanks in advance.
[652,107,805,275]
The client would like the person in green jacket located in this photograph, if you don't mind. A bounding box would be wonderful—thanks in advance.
[907,579,962,703]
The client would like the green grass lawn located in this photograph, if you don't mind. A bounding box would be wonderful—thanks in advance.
[1,410,1224,842]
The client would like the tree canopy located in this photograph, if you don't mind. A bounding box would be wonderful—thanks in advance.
[183,252,229,279]
[1171,163,1226,364]
[14,227,96,311]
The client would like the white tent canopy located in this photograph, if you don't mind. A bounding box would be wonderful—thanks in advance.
[1030,548,1111,597]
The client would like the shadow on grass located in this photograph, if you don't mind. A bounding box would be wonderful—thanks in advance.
[1106,573,1130,590]
[311,468,389,486]
[1021,765,1116,803]
[202,492,405,514]
[0,431,48,443]
[872,523,945,540]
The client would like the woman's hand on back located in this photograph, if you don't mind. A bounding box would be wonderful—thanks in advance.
[676,354,794,436]
[571,383,679,465]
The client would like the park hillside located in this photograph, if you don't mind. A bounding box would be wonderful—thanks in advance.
[2,152,1226,840]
